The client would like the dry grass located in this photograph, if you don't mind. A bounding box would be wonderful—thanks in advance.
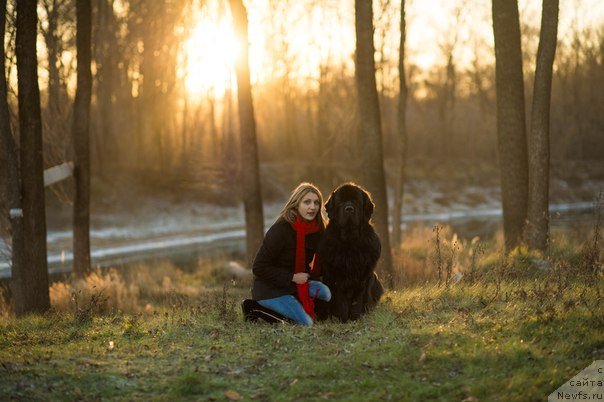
[50,268,140,313]
[0,256,249,319]
[0,284,11,320]
[393,225,472,286]
[193,255,253,288]
[4,212,599,319]
[121,260,201,300]
[391,217,600,288]
[45,257,248,318]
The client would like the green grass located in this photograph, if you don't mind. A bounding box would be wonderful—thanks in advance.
[1,271,602,401]
[1,223,602,401]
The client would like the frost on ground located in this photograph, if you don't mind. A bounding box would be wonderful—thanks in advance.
[1,160,602,276]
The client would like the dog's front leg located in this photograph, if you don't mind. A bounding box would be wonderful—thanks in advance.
[350,283,368,320]
[334,290,350,322]
[315,271,333,321]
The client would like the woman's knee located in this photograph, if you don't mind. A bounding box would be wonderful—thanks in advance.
[299,314,313,326]
[317,283,332,302]
[322,286,332,302]
[309,281,332,302]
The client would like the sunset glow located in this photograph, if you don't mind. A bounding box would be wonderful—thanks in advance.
[180,0,355,99]
[179,0,604,101]
[182,14,239,99]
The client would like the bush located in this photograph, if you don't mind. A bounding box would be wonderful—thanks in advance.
[50,268,140,314]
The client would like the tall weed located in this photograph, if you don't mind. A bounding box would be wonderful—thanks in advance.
[50,268,140,313]
[580,192,603,279]
[0,284,11,319]
[393,225,469,286]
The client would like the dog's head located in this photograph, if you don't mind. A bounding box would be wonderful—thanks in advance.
[324,183,375,230]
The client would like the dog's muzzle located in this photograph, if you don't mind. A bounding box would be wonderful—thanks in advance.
[343,202,356,215]
[338,202,360,231]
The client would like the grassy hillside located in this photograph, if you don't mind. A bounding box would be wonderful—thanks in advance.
[0,225,602,401]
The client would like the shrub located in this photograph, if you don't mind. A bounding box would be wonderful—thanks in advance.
[50,268,140,314]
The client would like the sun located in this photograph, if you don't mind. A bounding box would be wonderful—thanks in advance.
[182,12,239,99]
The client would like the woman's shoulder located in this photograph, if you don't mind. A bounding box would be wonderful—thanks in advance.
[266,218,294,236]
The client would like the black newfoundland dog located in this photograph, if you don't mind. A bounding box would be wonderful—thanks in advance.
[316,183,384,322]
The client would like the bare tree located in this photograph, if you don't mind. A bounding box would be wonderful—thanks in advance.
[437,3,465,154]
[355,0,394,284]
[95,0,119,174]
[16,0,50,314]
[138,2,162,170]
[392,0,408,249]
[39,0,73,175]
[525,0,559,251]
[40,0,70,117]
[375,0,396,153]
[266,0,299,157]
[229,0,265,267]
[1,0,26,314]
[492,0,528,251]
[72,0,92,276]
[222,76,238,170]
[130,0,188,172]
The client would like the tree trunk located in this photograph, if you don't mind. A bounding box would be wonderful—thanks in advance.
[444,53,456,152]
[222,79,238,167]
[525,0,558,251]
[139,3,161,170]
[392,0,408,249]
[354,0,394,285]
[72,0,92,276]
[229,0,265,267]
[181,94,188,162]
[492,0,529,251]
[42,1,61,117]
[316,64,335,187]
[208,96,219,156]
[1,0,26,314]
[16,0,50,314]
[95,0,118,173]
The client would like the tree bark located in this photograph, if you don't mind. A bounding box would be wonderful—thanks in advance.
[41,0,62,117]
[72,0,92,276]
[492,0,529,251]
[525,0,558,251]
[16,0,50,314]
[392,0,408,249]
[354,0,394,285]
[1,0,26,313]
[139,3,161,170]
[229,0,265,267]
[95,0,118,173]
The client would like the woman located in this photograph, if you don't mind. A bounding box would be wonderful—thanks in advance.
[250,182,331,325]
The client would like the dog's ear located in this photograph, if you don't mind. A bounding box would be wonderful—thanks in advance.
[362,189,375,221]
[325,191,336,219]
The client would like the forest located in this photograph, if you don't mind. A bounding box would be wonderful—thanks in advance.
[0,0,603,400]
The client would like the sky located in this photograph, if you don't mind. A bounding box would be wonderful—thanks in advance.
[4,0,602,99]
[181,0,604,98]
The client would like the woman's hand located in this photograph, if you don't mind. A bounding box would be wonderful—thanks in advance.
[292,272,309,284]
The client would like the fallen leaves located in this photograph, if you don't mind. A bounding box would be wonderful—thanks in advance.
[225,390,241,400]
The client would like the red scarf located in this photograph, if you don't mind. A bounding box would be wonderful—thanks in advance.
[290,215,321,318]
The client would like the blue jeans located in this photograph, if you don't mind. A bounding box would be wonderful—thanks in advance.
[257,281,331,326]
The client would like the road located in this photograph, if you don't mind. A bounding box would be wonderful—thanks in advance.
[0,201,595,279]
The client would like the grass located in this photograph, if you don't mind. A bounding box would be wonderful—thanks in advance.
[0,227,602,401]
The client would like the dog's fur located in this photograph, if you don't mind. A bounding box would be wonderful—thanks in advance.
[316,183,384,322]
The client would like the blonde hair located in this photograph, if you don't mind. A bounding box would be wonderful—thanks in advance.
[276,182,326,228]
